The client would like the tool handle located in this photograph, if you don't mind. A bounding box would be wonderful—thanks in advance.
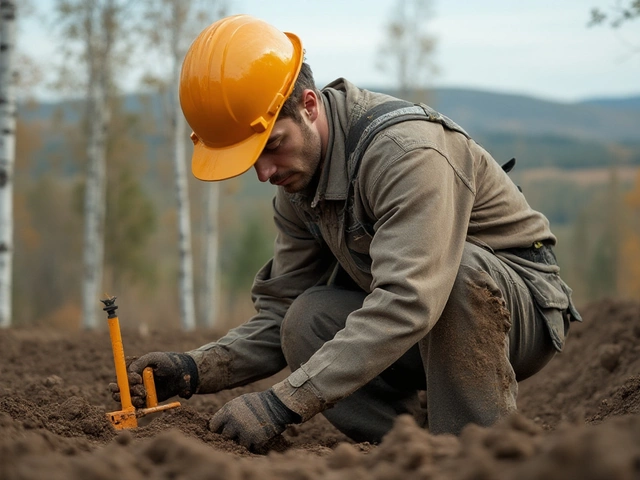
[142,367,159,408]
[107,315,134,411]
[137,401,181,418]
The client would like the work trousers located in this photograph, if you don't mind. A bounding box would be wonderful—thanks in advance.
[280,242,558,442]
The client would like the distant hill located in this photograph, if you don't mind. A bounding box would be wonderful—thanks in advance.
[578,96,640,111]
[423,88,640,143]
[20,87,640,143]
[18,87,640,176]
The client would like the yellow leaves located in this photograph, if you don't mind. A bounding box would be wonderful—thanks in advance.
[625,170,640,209]
[619,235,640,298]
[15,118,42,174]
[13,193,41,252]
[618,171,640,299]
[39,301,82,329]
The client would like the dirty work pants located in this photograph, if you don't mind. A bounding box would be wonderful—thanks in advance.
[280,242,557,443]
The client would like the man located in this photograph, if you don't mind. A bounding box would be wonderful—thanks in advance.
[111,14,581,450]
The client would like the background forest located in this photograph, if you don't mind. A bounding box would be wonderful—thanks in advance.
[3,0,640,332]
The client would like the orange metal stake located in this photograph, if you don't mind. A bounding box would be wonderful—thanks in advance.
[102,296,137,429]
[101,296,180,430]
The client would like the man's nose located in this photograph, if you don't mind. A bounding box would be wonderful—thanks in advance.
[254,156,277,183]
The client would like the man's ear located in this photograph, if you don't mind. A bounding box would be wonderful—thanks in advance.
[301,89,320,122]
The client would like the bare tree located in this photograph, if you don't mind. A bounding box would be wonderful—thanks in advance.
[0,0,17,328]
[54,0,134,329]
[200,182,220,328]
[377,0,438,102]
[13,0,42,102]
[142,0,226,330]
[590,1,640,27]
[169,2,196,331]
[589,1,640,55]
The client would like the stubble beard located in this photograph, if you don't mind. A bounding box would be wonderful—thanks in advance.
[283,120,322,194]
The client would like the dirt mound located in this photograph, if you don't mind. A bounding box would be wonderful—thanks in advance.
[517,298,640,427]
[1,298,639,479]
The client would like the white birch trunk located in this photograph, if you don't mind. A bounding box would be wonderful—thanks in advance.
[81,0,111,329]
[81,74,108,329]
[171,22,195,331]
[0,0,17,328]
[199,182,220,328]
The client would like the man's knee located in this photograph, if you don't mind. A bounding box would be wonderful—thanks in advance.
[281,286,365,370]
[448,243,555,381]
[431,245,513,348]
[448,258,509,322]
[281,287,323,369]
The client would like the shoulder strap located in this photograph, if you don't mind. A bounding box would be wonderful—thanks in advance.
[345,100,470,181]
[345,100,419,163]
[345,100,520,183]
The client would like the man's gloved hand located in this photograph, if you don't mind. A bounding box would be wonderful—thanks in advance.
[209,388,301,450]
[108,352,199,408]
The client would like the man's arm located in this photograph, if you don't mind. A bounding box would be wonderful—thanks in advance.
[111,191,332,408]
[273,130,477,421]
[186,191,334,394]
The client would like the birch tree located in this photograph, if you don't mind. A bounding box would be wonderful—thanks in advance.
[0,0,17,328]
[200,182,220,328]
[54,0,132,329]
[142,0,226,330]
[377,0,438,102]
[589,1,640,27]
[170,5,196,331]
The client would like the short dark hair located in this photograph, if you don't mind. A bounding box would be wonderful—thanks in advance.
[279,62,319,122]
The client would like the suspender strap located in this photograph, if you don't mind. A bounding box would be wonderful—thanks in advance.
[345,100,472,181]
[344,100,517,182]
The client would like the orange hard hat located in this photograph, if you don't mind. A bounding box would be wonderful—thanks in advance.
[179,15,304,181]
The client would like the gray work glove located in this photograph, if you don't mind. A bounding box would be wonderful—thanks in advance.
[208,388,301,450]
[108,352,199,409]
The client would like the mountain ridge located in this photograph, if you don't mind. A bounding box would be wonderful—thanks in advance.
[20,86,640,143]
[18,87,640,176]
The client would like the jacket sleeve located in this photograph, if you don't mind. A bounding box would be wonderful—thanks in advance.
[274,132,478,421]
[188,190,334,394]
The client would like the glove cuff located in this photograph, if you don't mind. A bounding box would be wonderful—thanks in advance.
[171,352,200,399]
[265,388,301,425]
[186,347,232,394]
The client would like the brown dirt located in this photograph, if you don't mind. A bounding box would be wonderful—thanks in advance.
[1,298,640,479]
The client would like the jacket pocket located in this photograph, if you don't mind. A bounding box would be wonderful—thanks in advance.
[496,253,572,352]
[520,268,572,351]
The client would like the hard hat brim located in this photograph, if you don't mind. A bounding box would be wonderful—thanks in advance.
[190,126,273,181]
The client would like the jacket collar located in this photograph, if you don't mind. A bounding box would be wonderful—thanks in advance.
[286,78,374,208]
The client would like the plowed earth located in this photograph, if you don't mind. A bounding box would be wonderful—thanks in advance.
[1,298,640,479]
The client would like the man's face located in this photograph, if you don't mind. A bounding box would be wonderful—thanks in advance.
[253,115,323,194]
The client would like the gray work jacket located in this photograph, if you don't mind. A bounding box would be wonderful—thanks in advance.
[188,78,580,421]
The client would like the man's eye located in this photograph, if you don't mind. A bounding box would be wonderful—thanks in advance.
[266,139,281,151]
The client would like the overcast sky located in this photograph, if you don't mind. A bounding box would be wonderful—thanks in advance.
[20,0,640,103]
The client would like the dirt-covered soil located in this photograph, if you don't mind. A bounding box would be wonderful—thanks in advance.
[1,298,640,479]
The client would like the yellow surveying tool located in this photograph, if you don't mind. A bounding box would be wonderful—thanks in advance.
[101,296,181,429]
